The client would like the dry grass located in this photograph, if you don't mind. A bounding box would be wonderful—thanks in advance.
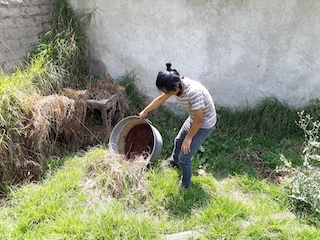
[23,93,87,152]
[0,76,129,195]
[83,152,150,206]
[22,75,128,160]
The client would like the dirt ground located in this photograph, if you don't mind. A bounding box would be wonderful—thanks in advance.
[125,124,154,160]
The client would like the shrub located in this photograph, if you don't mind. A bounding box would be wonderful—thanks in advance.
[279,111,320,216]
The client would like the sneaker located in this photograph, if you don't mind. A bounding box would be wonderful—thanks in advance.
[180,180,191,189]
[168,159,178,168]
[162,158,178,168]
[180,183,190,189]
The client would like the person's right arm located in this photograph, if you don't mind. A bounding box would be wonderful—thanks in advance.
[139,93,171,119]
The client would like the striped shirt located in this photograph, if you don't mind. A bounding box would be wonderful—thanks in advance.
[175,77,216,129]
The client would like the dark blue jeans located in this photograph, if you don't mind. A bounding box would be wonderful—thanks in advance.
[171,118,214,186]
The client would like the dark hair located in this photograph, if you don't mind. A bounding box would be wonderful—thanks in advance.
[156,63,181,92]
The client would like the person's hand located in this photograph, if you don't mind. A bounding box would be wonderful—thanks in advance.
[139,110,148,119]
[182,136,192,154]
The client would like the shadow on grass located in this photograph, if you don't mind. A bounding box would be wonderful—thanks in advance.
[147,163,213,219]
[163,181,212,219]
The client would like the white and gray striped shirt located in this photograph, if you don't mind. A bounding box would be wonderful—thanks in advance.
[175,77,216,129]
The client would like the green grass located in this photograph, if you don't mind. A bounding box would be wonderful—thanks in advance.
[118,72,150,116]
[0,0,90,132]
[216,98,302,138]
[0,146,319,239]
[0,66,39,131]
[0,0,92,194]
[26,0,91,91]
[0,0,319,238]
[0,65,43,191]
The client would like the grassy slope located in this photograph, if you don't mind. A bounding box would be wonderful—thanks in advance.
[0,146,318,240]
[1,1,318,238]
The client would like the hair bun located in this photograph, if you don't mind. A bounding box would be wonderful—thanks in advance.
[166,63,172,71]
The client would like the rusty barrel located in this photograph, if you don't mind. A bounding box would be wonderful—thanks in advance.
[109,116,163,162]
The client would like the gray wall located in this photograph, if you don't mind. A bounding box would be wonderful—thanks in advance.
[69,0,320,108]
[1,0,318,108]
[0,0,56,71]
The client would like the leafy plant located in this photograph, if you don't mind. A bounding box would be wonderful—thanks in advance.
[278,111,320,218]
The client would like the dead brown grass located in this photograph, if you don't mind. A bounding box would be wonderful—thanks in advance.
[83,152,150,206]
[23,75,128,149]
[1,76,129,194]
[23,93,86,152]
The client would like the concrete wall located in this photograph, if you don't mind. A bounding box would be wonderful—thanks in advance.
[0,0,56,71]
[68,0,320,108]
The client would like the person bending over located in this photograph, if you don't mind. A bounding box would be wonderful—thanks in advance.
[139,63,216,188]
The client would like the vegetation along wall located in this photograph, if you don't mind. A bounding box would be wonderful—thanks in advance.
[69,0,320,109]
[0,0,56,71]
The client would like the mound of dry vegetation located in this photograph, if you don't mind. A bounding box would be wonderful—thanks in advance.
[0,75,129,194]
[0,0,136,196]
[82,152,150,207]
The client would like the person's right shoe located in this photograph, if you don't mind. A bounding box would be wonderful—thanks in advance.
[180,180,191,189]
[162,158,179,168]
[180,184,190,189]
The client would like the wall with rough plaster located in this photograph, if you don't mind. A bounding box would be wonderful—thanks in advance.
[69,0,320,108]
[0,0,56,71]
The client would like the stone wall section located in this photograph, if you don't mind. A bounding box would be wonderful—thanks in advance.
[0,0,57,71]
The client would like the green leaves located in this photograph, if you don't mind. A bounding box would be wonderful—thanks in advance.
[279,111,320,218]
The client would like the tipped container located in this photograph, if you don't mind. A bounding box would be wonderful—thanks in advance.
[109,116,163,162]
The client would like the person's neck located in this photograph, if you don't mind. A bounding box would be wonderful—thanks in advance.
[176,79,184,96]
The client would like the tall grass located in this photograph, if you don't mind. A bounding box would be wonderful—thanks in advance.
[118,72,149,116]
[0,66,41,164]
[0,0,92,194]
[26,0,91,92]
[217,98,301,138]
[0,59,46,128]
[0,66,39,195]
[1,0,91,134]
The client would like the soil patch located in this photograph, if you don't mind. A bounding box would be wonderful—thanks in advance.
[125,124,154,160]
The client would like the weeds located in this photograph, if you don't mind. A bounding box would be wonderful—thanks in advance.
[279,111,320,221]
[217,98,300,138]
[118,72,149,116]
[0,0,93,194]
[26,0,92,92]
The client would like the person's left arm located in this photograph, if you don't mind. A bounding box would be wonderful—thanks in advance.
[181,108,203,154]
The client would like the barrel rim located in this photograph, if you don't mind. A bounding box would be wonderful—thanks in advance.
[109,115,163,162]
